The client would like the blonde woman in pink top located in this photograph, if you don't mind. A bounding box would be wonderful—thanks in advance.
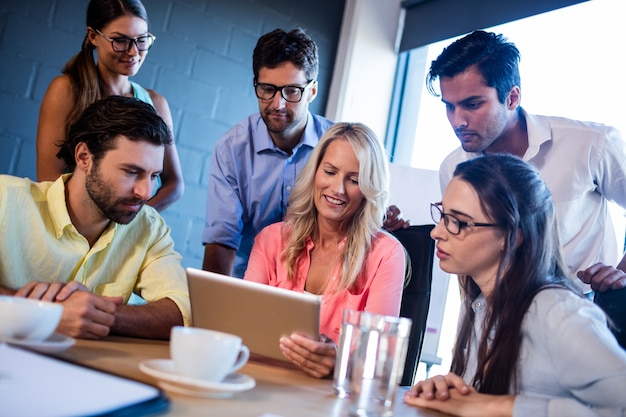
[244,122,406,378]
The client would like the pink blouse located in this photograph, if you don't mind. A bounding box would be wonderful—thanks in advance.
[243,222,406,343]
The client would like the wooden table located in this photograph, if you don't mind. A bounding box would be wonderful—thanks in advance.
[50,336,448,417]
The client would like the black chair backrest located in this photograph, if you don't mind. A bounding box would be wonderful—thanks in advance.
[594,287,626,349]
[392,224,436,386]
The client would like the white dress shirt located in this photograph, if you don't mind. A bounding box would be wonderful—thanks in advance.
[440,109,626,291]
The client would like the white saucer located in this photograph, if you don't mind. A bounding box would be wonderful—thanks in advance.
[139,359,255,398]
[5,333,75,353]
[157,381,239,399]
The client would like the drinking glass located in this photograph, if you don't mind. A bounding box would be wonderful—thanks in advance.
[348,314,412,417]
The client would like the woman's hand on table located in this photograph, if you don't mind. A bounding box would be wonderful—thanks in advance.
[404,372,514,417]
[279,333,336,378]
[407,372,470,401]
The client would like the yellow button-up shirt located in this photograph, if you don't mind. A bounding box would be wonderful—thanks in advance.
[0,174,190,325]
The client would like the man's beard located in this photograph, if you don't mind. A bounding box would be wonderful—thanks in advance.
[262,109,294,134]
[85,165,146,225]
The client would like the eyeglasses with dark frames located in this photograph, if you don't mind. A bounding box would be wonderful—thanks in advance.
[253,80,314,103]
[95,29,156,52]
[430,202,499,235]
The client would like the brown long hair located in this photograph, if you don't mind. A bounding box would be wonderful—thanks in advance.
[61,0,149,136]
[449,154,580,394]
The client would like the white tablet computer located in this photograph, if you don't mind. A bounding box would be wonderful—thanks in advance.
[186,267,321,363]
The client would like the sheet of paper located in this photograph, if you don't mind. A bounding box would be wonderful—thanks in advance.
[0,343,162,417]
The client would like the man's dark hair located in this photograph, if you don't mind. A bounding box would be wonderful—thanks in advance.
[252,28,319,82]
[57,95,172,171]
[426,30,521,104]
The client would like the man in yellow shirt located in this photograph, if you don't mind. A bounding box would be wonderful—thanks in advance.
[0,96,190,340]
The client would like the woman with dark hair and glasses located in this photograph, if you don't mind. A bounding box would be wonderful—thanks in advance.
[36,0,183,212]
[405,154,626,416]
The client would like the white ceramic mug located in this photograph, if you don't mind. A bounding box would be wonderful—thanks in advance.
[0,296,63,342]
[170,326,249,382]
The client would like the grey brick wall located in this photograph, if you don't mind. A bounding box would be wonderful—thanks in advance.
[0,0,345,269]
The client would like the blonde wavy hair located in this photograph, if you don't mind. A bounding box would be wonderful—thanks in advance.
[281,122,390,291]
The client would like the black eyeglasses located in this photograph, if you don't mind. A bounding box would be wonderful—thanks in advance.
[95,29,156,52]
[430,202,499,235]
[253,80,314,103]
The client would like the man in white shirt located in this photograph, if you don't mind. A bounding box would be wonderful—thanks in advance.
[430,30,626,293]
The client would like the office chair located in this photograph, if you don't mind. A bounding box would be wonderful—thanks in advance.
[594,288,626,349]
[392,224,436,386]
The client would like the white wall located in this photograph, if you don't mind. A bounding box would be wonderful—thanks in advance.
[326,0,403,140]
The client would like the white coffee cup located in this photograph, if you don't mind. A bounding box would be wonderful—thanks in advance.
[170,326,249,382]
[0,295,63,342]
